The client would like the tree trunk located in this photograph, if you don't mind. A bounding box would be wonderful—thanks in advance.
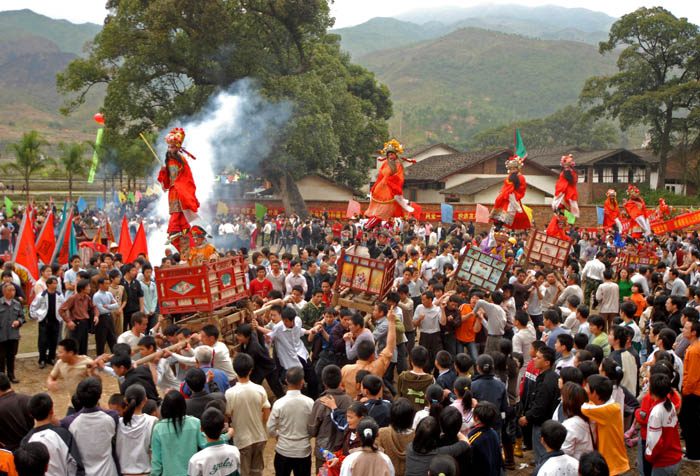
[657,106,674,191]
[271,169,309,218]
[25,176,30,205]
[68,175,73,202]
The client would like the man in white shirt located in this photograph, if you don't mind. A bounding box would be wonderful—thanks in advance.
[284,260,307,296]
[595,269,619,331]
[581,252,606,306]
[116,312,147,349]
[266,367,314,475]
[555,274,584,307]
[630,267,651,296]
[167,324,237,382]
[473,290,507,353]
[413,291,442,372]
[63,255,85,300]
[667,268,688,296]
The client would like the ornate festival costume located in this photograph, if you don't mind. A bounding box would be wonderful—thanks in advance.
[603,189,623,232]
[545,212,570,241]
[552,155,579,217]
[188,226,218,266]
[157,127,200,236]
[364,139,415,230]
[623,185,651,237]
[489,155,530,230]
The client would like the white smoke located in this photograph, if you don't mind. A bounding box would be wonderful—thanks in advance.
[146,79,292,263]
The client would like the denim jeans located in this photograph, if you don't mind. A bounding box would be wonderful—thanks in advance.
[532,424,545,465]
[460,341,479,364]
[651,463,680,476]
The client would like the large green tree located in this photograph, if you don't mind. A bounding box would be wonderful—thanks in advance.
[469,105,619,151]
[579,7,700,187]
[57,0,391,216]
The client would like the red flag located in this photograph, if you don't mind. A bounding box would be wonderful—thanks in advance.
[50,210,72,264]
[117,215,132,258]
[475,204,490,224]
[11,209,38,283]
[93,225,102,245]
[410,203,423,220]
[105,219,116,244]
[126,221,148,263]
[346,199,361,218]
[35,211,56,264]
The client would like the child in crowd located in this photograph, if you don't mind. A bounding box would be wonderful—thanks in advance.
[468,402,503,476]
[397,346,435,413]
[188,408,240,476]
[589,315,611,356]
[435,350,456,392]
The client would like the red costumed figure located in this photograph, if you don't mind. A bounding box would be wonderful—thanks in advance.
[157,127,200,256]
[603,189,623,232]
[545,212,569,241]
[365,139,415,230]
[489,155,530,230]
[552,154,579,217]
[623,185,651,238]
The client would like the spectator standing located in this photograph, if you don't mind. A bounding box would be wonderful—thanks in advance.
[187,408,239,476]
[116,384,158,476]
[413,292,443,371]
[267,367,314,476]
[519,346,560,465]
[61,378,120,476]
[92,277,119,355]
[532,420,579,476]
[0,283,24,382]
[596,270,620,331]
[680,320,700,462]
[339,417,394,476]
[121,264,144,333]
[0,373,33,452]
[21,393,84,476]
[32,277,65,360]
[139,263,158,332]
[151,391,206,476]
[225,353,271,476]
[63,255,84,300]
[59,280,98,356]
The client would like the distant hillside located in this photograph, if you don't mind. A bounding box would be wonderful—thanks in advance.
[332,4,614,58]
[356,28,618,148]
[0,10,103,153]
[0,9,101,55]
[396,4,615,32]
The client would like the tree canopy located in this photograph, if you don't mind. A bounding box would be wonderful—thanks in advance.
[57,0,392,215]
[469,105,619,151]
[579,7,700,186]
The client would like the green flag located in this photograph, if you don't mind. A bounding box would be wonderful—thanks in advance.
[255,203,267,220]
[88,127,104,183]
[128,191,135,203]
[514,125,527,159]
[3,196,13,214]
[563,209,576,224]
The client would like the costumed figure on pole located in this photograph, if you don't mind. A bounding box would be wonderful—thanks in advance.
[546,155,579,241]
[552,155,579,217]
[364,139,415,230]
[603,189,623,232]
[623,185,651,238]
[188,226,218,266]
[489,155,530,230]
[157,127,200,259]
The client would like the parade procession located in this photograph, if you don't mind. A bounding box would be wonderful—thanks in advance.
[0,2,700,476]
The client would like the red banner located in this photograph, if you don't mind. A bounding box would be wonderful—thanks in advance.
[651,210,700,234]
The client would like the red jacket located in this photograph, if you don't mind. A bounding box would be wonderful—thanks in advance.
[635,390,681,440]
[645,401,683,467]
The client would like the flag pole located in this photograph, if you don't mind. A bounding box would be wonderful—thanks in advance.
[139,132,163,165]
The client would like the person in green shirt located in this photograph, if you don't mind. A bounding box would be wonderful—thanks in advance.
[617,268,632,302]
[588,314,610,356]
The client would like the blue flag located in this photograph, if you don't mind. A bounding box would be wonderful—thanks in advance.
[77,197,87,213]
[596,206,605,225]
[96,197,104,210]
[221,175,227,184]
[441,203,453,223]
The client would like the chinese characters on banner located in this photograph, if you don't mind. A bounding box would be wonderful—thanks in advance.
[215,203,477,221]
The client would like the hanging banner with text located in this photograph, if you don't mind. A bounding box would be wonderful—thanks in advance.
[651,210,700,234]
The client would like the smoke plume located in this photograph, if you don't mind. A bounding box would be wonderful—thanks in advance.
[146,79,292,261]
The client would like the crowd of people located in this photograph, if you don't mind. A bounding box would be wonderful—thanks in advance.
[0,202,699,476]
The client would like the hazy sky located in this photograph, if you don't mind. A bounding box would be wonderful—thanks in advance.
[3,0,699,28]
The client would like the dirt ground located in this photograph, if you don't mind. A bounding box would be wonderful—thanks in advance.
[12,320,699,476]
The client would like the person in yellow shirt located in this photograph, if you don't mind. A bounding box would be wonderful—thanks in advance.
[581,374,629,475]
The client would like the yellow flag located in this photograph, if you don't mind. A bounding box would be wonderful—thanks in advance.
[145,186,153,196]
[217,201,228,215]
[522,204,533,222]
[118,191,127,203]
